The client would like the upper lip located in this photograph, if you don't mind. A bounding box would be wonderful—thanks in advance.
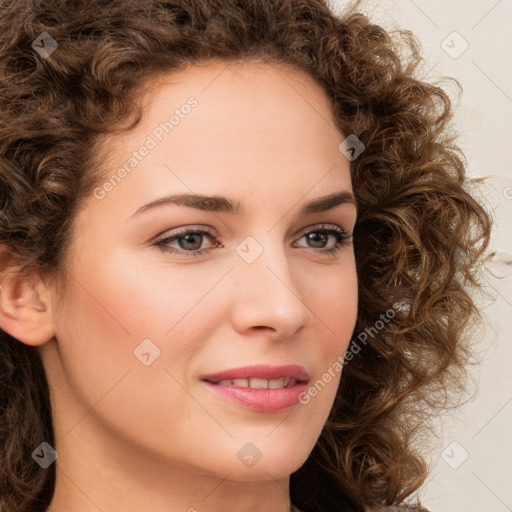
[202,364,309,383]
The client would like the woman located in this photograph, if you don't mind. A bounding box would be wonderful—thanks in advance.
[0,0,492,511]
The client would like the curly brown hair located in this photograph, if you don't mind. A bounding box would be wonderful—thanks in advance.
[0,0,492,511]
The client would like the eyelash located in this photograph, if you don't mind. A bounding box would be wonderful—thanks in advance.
[154,224,352,258]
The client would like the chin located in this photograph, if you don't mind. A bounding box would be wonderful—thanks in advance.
[208,436,313,482]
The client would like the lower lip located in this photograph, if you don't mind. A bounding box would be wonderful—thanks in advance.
[202,381,309,412]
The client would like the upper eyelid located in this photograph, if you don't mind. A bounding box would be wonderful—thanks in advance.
[296,223,350,236]
[155,223,349,242]
[154,225,216,243]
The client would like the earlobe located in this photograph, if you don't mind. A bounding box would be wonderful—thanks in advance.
[0,269,55,347]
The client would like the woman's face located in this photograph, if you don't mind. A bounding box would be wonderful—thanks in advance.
[42,60,358,487]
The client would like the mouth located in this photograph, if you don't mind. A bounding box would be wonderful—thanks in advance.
[201,364,309,387]
[206,376,300,389]
[200,364,309,412]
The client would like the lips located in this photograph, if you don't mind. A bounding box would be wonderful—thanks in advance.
[201,365,310,412]
[201,364,309,384]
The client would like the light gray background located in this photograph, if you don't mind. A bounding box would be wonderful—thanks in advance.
[329,1,512,510]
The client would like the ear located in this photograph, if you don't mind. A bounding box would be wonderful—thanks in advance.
[0,248,55,346]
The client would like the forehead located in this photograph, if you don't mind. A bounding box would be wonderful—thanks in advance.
[85,60,351,218]
[108,59,340,158]
[145,58,334,117]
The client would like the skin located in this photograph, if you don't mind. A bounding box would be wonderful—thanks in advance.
[0,60,358,512]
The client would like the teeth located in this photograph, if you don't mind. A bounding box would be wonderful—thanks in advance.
[249,378,268,389]
[268,377,285,389]
[214,377,298,389]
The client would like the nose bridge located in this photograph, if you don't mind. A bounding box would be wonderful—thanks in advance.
[229,232,312,334]
[236,232,294,290]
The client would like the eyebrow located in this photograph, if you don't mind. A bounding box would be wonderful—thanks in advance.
[129,190,356,219]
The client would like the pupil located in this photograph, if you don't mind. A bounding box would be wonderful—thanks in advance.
[308,232,327,248]
[181,234,202,250]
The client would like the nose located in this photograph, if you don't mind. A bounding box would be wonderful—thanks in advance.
[229,236,313,340]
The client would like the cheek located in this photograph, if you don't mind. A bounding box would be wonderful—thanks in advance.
[100,251,230,338]
[61,246,207,338]
[310,260,358,351]
[53,247,225,388]
[303,262,358,406]
[51,249,207,437]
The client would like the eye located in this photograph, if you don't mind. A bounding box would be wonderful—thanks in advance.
[154,226,219,257]
[293,224,352,255]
